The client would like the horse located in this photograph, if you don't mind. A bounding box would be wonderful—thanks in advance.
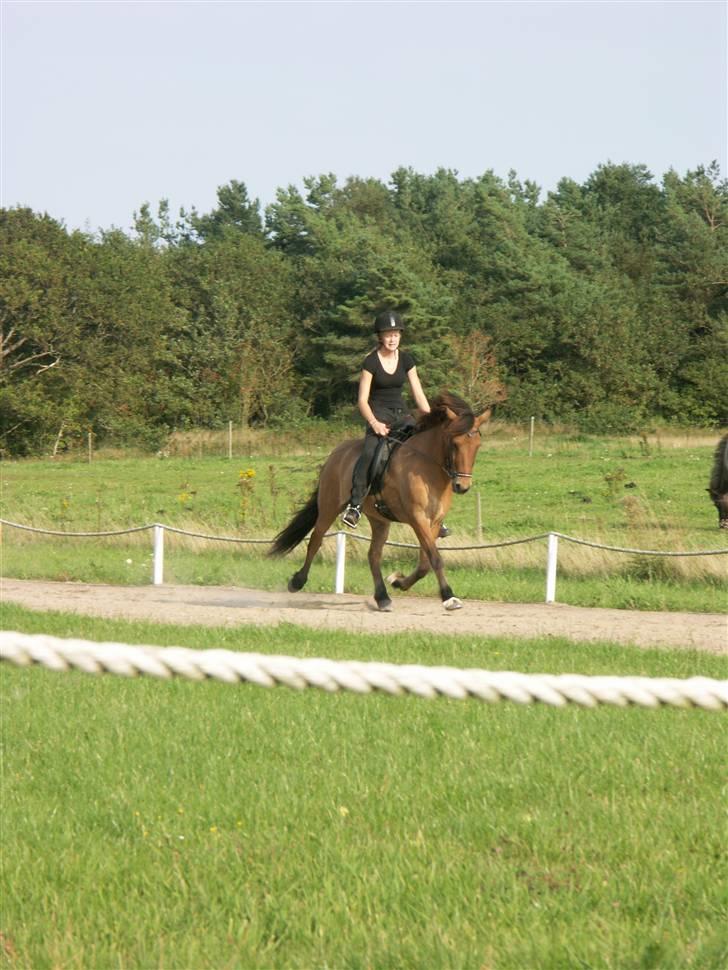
[269,392,492,611]
[708,434,728,529]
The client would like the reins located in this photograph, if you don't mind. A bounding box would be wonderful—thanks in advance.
[390,426,480,482]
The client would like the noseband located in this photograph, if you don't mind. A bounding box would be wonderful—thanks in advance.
[444,457,473,481]
[444,428,480,481]
[394,425,480,481]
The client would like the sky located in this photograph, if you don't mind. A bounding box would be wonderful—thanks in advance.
[1,0,726,235]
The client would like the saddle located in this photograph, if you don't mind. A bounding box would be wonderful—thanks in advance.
[368,417,417,521]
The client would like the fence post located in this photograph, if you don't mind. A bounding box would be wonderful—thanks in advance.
[545,532,558,603]
[335,531,346,594]
[476,490,483,541]
[153,525,165,585]
[529,416,535,457]
[228,420,233,459]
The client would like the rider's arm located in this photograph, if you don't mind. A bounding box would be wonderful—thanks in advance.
[407,367,431,414]
[358,370,389,436]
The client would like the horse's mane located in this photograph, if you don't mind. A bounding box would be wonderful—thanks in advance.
[709,434,728,495]
[416,392,475,435]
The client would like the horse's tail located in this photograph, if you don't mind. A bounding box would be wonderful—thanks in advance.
[268,488,319,557]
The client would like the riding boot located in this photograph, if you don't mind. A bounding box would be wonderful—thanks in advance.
[343,431,379,527]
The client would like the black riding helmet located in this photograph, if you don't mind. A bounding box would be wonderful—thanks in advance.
[374,310,404,333]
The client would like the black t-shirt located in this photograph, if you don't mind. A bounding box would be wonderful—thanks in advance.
[362,349,416,412]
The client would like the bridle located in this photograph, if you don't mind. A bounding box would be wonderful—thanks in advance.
[444,426,482,481]
[396,426,481,482]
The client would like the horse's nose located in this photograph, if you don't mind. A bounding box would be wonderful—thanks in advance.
[453,481,470,495]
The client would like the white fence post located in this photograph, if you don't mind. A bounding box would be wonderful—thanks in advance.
[335,531,346,594]
[546,532,558,603]
[153,525,165,585]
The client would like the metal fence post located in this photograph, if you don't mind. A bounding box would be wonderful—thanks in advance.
[546,532,558,603]
[335,531,346,594]
[153,524,165,585]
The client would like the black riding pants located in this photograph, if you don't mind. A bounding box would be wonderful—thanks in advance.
[349,406,408,506]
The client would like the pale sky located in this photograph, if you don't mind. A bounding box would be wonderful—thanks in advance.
[2,0,726,234]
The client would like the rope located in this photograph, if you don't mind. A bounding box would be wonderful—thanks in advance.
[2,518,726,556]
[160,525,271,544]
[355,531,728,556]
[0,518,155,538]
[551,532,728,558]
[2,632,726,710]
[348,532,552,551]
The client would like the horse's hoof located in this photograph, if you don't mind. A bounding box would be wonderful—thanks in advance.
[377,599,393,613]
[443,596,463,611]
[386,571,404,588]
[288,575,305,593]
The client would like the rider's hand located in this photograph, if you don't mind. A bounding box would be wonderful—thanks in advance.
[371,420,390,437]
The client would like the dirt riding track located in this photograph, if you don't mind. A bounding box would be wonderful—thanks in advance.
[2,578,726,654]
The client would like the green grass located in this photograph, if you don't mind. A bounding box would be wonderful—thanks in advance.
[1,429,726,612]
[2,604,727,969]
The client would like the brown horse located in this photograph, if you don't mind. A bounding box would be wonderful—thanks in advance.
[708,434,728,529]
[269,393,492,611]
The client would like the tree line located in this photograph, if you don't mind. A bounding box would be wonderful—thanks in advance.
[1,161,726,456]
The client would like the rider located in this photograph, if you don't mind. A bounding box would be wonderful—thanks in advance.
[341,309,449,537]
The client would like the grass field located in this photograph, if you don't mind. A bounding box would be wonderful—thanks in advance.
[2,604,727,969]
[1,425,726,612]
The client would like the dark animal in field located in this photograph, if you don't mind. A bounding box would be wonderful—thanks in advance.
[269,393,492,611]
[708,434,728,529]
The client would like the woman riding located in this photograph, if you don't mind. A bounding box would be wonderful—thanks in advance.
[341,309,448,537]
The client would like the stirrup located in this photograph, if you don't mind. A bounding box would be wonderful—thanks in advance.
[341,505,361,529]
[438,523,450,539]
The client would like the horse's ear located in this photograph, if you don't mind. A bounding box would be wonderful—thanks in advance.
[474,407,493,430]
[444,406,458,422]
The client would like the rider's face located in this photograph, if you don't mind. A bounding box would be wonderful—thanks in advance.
[380,330,401,349]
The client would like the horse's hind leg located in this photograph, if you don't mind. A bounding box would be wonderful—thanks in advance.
[284,442,359,592]
[288,522,328,592]
[288,513,338,592]
[289,489,348,591]
[367,518,392,611]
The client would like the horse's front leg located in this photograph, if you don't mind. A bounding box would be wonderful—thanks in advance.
[387,544,431,593]
[367,517,393,611]
[400,517,462,610]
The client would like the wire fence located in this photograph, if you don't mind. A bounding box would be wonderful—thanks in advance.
[2,518,727,604]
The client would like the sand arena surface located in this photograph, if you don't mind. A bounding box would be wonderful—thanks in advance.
[2,578,726,654]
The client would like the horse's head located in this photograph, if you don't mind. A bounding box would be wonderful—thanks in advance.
[708,488,728,529]
[442,402,492,494]
[416,393,493,493]
[708,436,728,528]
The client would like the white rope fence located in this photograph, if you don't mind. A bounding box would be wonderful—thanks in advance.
[2,632,726,710]
[2,518,726,604]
